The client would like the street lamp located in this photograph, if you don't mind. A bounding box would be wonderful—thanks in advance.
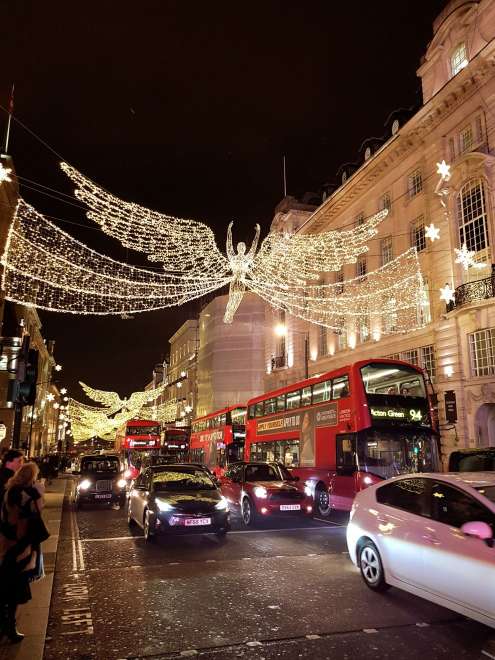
[273,324,309,379]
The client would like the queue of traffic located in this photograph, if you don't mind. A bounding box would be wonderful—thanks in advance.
[70,357,495,630]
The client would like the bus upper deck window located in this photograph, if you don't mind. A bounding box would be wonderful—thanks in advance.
[332,376,349,399]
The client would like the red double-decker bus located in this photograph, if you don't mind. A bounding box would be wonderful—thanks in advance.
[245,359,440,515]
[160,427,190,463]
[190,405,246,475]
[116,419,161,480]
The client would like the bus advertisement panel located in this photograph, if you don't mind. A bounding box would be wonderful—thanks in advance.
[190,405,246,475]
[245,359,440,515]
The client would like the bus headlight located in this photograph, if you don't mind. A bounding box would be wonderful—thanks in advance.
[254,486,268,499]
[215,496,229,511]
[117,479,127,489]
[78,479,92,491]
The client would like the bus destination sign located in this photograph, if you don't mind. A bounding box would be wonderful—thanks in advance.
[370,406,427,424]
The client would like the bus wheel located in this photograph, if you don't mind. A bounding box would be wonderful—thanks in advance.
[314,487,331,518]
[241,497,256,526]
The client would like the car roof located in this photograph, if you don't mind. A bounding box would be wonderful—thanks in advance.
[81,454,119,460]
[149,463,210,472]
[376,472,495,489]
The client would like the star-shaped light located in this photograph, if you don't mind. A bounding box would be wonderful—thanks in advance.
[46,393,55,402]
[0,163,12,184]
[436,160,451,180]
[440,284,455,304]
[54,364,62,371]
[454,243,485,270]
[425,223,440,242]
[60,387,67,395]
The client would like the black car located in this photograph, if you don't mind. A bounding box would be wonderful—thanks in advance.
[127,464,230,542]
[73,454,127,508]
[448,447,495,472]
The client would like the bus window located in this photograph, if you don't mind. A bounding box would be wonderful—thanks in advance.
[336,434,356,473]
[265,398,277,415]
[249,440,299,467]
[333,376,349,399]
[276,394,286,412]
[255,402,264,417]
[248,404,256,419]
[360,363,426,397]
[312,380,331,404]
[219,413,227,426]
[301,386,312,407]
[286,390,301,410]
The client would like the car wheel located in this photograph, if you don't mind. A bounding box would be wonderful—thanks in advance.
[143,510,155,543]
[241,497,256,526]
[127,501,135,527]
[358,540,389,592]
[314,486,331,518]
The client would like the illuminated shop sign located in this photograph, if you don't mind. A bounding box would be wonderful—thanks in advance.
[370,407,425,424]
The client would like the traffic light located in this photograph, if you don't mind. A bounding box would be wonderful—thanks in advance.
[7,337,39,406]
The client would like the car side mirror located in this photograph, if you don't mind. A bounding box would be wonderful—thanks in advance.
[461,520,493,541]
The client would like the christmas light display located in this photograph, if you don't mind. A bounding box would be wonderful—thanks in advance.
[425,223,440,242]
[0,163,12,184]
[454,242,485,271]
[440,283,455,304]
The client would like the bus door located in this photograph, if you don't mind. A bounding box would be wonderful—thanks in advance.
[331,434,358,511]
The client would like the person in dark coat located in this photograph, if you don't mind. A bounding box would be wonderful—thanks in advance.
[0,461,46,643]
[0,450,24,505]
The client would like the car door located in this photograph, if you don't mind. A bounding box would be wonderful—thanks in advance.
[131,472,149,525]
[220,464,243,506]
[373,477,432,586]
[421,481,495,619]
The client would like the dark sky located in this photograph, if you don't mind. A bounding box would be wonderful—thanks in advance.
[1,0,447,398]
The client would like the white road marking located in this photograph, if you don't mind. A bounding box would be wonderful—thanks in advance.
[306,634,321,639]
[363,628,378,633]
[313,517,345,526]
[77,540,85,571]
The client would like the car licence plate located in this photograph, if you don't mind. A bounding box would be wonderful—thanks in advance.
[185,517,211,526]
[95,494,112,499]
[280,504,300,511]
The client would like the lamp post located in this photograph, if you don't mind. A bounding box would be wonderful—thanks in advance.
[274,324,309,379]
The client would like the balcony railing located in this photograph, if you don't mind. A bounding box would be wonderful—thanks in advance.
[271,355,287,369]
[446,273,495,312]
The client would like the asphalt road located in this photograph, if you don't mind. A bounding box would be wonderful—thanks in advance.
[44,481,493,660]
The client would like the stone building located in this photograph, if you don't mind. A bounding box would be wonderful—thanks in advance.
[265,0,495,462]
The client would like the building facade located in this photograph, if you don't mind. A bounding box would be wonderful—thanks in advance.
[265,0,495,463]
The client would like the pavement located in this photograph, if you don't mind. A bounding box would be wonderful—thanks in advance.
[0,478,66,660]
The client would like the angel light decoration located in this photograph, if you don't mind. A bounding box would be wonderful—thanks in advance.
[1,162,423,335]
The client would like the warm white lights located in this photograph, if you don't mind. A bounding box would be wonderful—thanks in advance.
[55,364,62,371]
[454,243,485,271]
[439,283,455,304]
[436,160,451,179]
[60,387,67,395]
[46,393,55,402]
[444,365,454,377]
[0,163,12,184]
[274,323,287,337]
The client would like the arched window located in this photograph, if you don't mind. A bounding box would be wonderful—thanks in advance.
[451,42,468,77]
[457,179,491,281]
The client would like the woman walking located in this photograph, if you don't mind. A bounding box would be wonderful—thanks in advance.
[0,461,48,643]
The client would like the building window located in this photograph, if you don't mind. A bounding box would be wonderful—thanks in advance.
[418,277,431,325]
[451,42,468,77]
[356,256,367,280]
[380,236,393,265]
[356,212,365,226]
[469,328,495,377]
[359,318,370,344]
[408,169,423,198]
[459,124,473,154]
[318,325,328,358]
[401,348,419,366]
[275,310,286,366]
[411,215,426,252]
[420,345,436,382]
[379,192,392,214]
[457,178,491,280]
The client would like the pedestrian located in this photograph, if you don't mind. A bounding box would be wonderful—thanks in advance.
[0,449,25,504]
[0,461,49,643]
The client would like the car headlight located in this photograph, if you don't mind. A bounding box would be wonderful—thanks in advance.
[304,485,312,497]
[117,479,127,489]
[156,498,174,512]
[254,486,268,499]
[215,496,229,511]
[78,479,92,491]
[124,469,132,479]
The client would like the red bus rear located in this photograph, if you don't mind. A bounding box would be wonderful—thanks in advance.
[160,427,190,463]
[245,359,440,515]
[190,405,246,476]
[116,419,161,479]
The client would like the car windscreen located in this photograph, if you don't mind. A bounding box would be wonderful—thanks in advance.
[475,485,495,504]
[152,469,216,491]
[81,459,119,473]
[245,464,280,481]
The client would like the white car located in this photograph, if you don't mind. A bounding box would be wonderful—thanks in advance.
[347,472,495,628]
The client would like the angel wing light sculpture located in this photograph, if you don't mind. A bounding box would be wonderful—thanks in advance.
[1,162,423,335]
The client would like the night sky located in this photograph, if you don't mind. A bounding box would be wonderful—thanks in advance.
[1,0,447,398]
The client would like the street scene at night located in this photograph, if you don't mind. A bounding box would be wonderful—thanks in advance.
[1,0,495,659]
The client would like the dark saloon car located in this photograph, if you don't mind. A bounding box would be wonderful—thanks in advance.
[127,464,230,542]
[449,447,495,472]
[73,454,127,508]
[220,462,312,526]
